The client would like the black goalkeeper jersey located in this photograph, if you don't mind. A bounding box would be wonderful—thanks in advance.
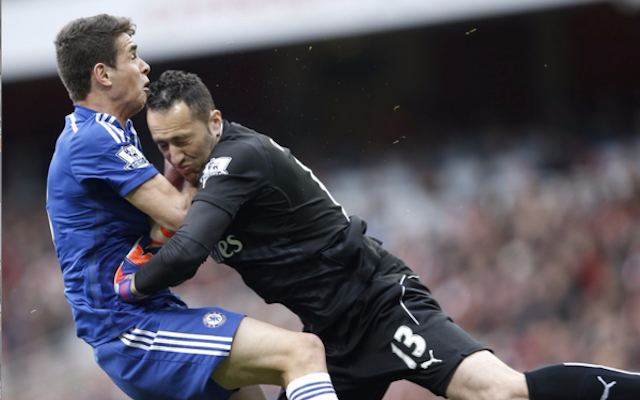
[200,121,353,266]
[137,121,384,332]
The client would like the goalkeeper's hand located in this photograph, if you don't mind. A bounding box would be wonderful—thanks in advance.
[114,235,159,303]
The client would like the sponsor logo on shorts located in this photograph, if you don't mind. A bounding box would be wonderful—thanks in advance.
[598,376,617,400]
[203,311,227,328]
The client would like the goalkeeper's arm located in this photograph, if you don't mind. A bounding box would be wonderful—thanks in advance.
[133,200,232,295]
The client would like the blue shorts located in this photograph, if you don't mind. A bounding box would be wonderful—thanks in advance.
[94,306,245,400]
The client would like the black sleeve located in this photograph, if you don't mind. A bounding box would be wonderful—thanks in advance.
[134,200,232,295]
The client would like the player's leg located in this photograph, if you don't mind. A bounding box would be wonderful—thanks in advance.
[449,353,640,400]
[212,316,339,400]
[446,350,528,400]
[95,307,338,400]
[394,270,640,400]
[525,363,640,400]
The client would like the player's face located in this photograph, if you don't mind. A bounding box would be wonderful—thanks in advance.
[108,33,151,120]
[148,101,222,186]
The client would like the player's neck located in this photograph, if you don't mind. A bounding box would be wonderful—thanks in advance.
[78,94,132,127]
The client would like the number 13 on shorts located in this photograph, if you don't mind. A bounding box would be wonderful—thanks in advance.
[391,325,443,370]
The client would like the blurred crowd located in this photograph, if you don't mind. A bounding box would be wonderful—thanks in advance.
[3,121,640,399]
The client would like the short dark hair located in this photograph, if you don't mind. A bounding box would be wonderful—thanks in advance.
[146,70,216,124]
[55,14,136,102]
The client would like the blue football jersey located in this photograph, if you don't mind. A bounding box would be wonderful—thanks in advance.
[46,105,186,346]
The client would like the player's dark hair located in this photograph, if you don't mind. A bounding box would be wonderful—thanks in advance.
[55,14,136,102]
[146,70,216,125]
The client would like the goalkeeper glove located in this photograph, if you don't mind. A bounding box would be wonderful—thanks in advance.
[114,235,158,303]
[150,222,174,248]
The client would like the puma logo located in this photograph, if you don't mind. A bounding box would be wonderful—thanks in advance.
[420,349,443,370]
[598,376,617,400]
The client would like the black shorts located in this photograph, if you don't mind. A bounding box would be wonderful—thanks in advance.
[313,257,489,400]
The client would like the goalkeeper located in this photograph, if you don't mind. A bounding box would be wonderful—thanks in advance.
[123,69,640,400]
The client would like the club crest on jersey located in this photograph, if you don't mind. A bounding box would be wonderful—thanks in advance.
[200,157,232,188]
[203,311,227,328]
[116,144,150,170]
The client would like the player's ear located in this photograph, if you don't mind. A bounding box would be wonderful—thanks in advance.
[208,109,222,133]
[209,109,222,123]
[93,63,113,88]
